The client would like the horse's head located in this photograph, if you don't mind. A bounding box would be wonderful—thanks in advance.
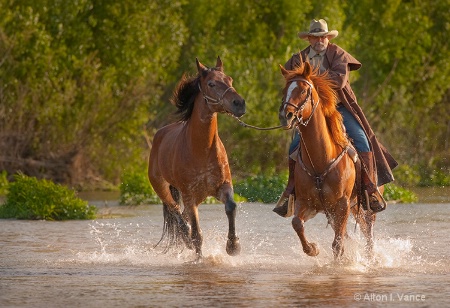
[278,62,319,129]
[196,57,246,118]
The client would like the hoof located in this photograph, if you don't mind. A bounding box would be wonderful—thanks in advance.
[304,242,319,257]
[186,254,203,264]
[226,237,241,256]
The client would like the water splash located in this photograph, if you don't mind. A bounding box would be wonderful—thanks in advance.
[66,211,444,276]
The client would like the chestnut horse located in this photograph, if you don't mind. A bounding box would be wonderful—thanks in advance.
[278,62,376,259]
[148,57,245,261]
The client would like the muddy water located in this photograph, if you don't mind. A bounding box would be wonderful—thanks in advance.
[1,200,449,307]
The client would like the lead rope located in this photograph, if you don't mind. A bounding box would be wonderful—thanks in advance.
[198,83,282,131]
[231,115,283,131]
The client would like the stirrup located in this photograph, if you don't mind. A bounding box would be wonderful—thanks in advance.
[364,189,387,213]
[273,194,295,217]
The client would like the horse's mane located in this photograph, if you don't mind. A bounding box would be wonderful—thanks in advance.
[170,73,201,122]
[170,67,220,122]
[285,65,349,148]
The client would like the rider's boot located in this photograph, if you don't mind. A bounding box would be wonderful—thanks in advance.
[273,158,296,217]
[359,151,387,213]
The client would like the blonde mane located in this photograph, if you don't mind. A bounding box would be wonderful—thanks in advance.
[285,64,348,148]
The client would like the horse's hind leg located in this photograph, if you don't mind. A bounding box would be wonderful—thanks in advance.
[218,184,241,256]
[352,206,376,257]
[153,182,193,251]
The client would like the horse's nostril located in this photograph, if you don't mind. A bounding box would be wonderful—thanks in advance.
[286,112,293,120]
[233,99,245,107]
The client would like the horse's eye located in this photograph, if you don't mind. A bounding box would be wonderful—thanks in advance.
[207,81,215,87]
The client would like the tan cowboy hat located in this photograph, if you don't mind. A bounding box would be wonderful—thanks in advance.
[298,19,339,40]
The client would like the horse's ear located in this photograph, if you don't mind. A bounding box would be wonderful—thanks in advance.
[216,56,223,71]
[196,58,207,73]
[298,55,304,66]
[280,64,289,77]
[303,61,312,78]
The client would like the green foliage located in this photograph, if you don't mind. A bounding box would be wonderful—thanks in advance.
[0,174,96,220]
[383,183,418,203]
[1,1,449,188]
[393,164,421,186]
[419,167,450,187]
[0,171,8,196]
[202,194,247,204]
[233,173,419,204]
[119,171,160,205]
[0,0,187,184]
[234,173,288,203]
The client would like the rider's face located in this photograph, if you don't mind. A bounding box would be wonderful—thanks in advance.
[308,35,329,53]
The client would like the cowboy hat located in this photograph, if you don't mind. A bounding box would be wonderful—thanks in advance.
[298,19,339,40]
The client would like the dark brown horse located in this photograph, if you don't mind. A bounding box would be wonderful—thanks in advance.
[148,57,245,261]
[278,61,376,259]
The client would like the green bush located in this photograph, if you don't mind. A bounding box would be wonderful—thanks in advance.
[383,183,418,203]
[119,171,160,205]
[234,174,287,203]
[0,174,96,220]
[0,171,8,196]
[233,173,418,204]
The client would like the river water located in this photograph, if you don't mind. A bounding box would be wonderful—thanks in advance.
[1,196,449,307]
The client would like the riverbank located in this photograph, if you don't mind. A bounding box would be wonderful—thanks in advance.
[78,186,450,205]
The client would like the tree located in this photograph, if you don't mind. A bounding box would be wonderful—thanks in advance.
[0,0,187,186]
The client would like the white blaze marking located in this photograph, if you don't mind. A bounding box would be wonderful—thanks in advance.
[286,81,298,104]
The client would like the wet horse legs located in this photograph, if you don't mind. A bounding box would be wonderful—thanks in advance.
[354,208,376,256]
[330,202,350,259]
[225,198,241,256]
[183,204,203,259]
[292,216,319,256]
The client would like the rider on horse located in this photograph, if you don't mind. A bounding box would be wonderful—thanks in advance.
[274,19,398,216]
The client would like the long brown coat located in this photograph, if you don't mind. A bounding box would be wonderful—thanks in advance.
[285,43,398,186]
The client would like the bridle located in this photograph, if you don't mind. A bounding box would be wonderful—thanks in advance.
[281,77,350,213]
[198,81,234,107]
[197,76,285,131]
[281,78,320,127]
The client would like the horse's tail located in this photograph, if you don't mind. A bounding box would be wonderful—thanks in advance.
[154,186,192,253]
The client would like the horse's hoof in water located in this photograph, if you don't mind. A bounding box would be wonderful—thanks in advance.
[193,254,203,264]
[304,242,319,257]
[185,254,203,264]
[226,237,241,256]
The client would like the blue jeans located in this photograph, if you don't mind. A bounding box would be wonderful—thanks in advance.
[289,105,370,154]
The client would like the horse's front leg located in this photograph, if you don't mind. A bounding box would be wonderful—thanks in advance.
[330,199,351,260]
[219,184,241,256]
[292,201,319,256]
